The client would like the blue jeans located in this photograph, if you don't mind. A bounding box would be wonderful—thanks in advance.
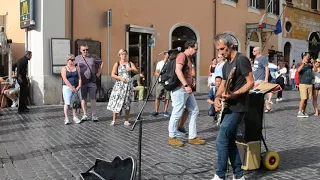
[291,78,295,89]
[216,112,244,179]
[168,87,199,139]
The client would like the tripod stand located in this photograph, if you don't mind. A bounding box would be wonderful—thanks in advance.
[131,52,175,180]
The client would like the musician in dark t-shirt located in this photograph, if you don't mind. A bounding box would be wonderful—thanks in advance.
[212,33,254,180]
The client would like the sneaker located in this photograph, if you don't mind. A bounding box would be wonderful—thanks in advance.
[11,100,18,108]
[163,112,170,117]
[178,127,187,133]
[188,137,206,145]
[64,117,70,125]
[110,121,115,126]
[297,111,307,118]
[91,115,99,122]
[268,100,273,104]
[276,98,280,102]
[176,131,186,137]
[303,112,309,117]
[168,138,184,147]
[211,174,223,180]
[233,175,245,180]
[81,114,89,121]
[152,112,159,117]
[124,121,131,126]
[73,117,81,124]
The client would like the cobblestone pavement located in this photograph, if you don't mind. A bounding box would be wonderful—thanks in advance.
[1,90,320,180]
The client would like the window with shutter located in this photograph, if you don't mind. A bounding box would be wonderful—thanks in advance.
[267,0,279,15]
[248,0,259,8]
[311,0,318,10]
[257,0,265,9]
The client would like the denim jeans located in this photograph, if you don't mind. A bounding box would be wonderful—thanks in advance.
[168,87,199,139]
[216,111,244,179]
[291,78,295,89]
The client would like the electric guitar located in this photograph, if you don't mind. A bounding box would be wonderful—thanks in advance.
[216,67,236,126]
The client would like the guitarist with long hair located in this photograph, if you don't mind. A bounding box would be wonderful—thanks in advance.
[212,33,254,180]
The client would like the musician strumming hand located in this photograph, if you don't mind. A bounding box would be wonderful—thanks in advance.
[212,33,254,180]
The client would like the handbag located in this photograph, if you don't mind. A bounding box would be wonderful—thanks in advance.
[82,56,98,83]
[208,105,215,116]
[314,83,320,90]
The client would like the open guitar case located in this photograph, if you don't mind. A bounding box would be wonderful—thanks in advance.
[80,156,136,180]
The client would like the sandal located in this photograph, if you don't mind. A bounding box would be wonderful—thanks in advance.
[265,109,271,113]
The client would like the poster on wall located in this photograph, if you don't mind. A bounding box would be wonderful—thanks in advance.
[51,38,71,74]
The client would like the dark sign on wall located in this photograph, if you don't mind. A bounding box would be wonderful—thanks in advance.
[20,0,35,29]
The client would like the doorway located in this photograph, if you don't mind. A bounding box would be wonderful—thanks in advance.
[283,42,291,66]
[171,26,197,65]
[127,32,151,88]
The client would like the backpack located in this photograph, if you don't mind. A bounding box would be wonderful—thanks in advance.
[70,92,81,109]
[268,70,272,82]
[159,53,188,91]
[294,70,300,86]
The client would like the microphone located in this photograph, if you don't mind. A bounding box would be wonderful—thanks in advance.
[158,47,182,55]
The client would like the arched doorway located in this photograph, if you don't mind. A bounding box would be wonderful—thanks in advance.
[284,42,291,66]
[247,32,261,59]
[171,26,196,50]
[308,32,320,59]
[223,31,240,52]
[169,23,200,91]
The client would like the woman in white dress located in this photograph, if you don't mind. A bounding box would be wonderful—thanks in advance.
[107,49,139,126]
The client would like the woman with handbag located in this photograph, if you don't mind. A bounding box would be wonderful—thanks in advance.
[61,54,82,125]
[312,58,320,116]
[275,62,287,102]
[107,49,139,126]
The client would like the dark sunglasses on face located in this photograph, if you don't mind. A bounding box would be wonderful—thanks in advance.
[69,59,75,61]
[82,49,88,52]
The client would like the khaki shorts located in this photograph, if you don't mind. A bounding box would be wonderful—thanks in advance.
[155,83,170,99]
[299,84,313,100]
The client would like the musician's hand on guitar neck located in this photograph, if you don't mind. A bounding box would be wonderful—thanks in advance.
[222,91,236,100]
[214,98,222,112]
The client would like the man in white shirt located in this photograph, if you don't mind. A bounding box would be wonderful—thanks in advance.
[152,53,170,117]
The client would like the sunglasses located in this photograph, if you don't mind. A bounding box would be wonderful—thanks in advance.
[82,49,89,52]
[69,59,75,61]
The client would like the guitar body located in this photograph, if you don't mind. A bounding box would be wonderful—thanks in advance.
[216,67,236,126]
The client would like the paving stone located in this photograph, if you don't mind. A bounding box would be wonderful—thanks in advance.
[0,91,320,179]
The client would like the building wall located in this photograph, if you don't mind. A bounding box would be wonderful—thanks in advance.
[0,0,25,62]
[216,0,279,58]
[66,0,215,92]
[282,0,320,65]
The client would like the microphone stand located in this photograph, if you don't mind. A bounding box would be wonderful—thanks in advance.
[131,52,174,180]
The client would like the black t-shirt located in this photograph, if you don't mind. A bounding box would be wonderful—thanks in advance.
[222,52,252,112]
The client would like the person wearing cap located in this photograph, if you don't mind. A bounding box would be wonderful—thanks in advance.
[61,54,82,124]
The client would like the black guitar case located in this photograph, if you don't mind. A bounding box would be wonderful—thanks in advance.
[80,156,136,180]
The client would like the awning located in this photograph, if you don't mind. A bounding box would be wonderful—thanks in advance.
[246,23,277,50]
[126,24,156,34]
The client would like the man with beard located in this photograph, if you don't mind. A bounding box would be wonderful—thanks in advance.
[212,33,254,180]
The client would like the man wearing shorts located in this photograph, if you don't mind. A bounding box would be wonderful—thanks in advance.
[152,52,170,117]
[297,52,312,118]
[75,45,103,121]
